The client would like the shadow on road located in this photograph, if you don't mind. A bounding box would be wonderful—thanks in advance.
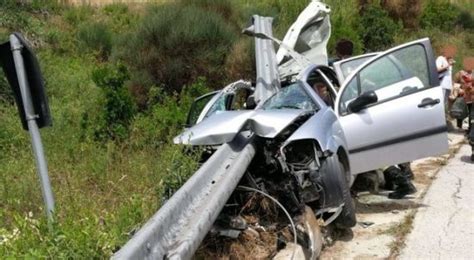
[355,199,426,214]
[460,155,473,164]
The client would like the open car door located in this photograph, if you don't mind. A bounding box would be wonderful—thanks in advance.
[335,38,448,174]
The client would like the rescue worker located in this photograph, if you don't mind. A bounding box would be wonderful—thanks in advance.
[457,57,474,161]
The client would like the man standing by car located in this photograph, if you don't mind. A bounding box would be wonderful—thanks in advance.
[436,45,457,108]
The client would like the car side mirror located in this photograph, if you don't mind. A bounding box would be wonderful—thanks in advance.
[348,91,378,113]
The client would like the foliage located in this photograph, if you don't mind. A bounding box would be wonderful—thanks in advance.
[456,10,474,30]
[420,1,458,32]
[359,3,402,51]
[380,0,423,28]
[91,63,136,141]
[116,2,238,97]
[326,0,364,55]
[77,22,113,60]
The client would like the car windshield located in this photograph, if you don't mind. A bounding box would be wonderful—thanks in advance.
[261,82,318,111]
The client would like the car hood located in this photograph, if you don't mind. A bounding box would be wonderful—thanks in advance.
[174,109,310,145]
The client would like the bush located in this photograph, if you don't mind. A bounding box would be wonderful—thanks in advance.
[91,63,135,141]
[359,3,402,51]
[381,0,422,28]
[326,0,364,56]
[77,22,113,61]
[420,1,458,32]
[116,2,238,99]
[456,10,474,30]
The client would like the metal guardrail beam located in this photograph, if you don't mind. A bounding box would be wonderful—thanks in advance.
[252,15,281,105]
[112,133,256,260]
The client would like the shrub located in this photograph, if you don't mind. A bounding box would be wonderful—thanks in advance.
[381,0,422,28]
[77,22,112,60]
[456,10,474,30]
[420,1,458,32]
[359,3,402,51]
[326,0,364,55]
[91,63,136,141]
[116,3,238,98]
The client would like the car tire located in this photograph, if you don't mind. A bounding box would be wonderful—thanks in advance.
[332,157,356,229]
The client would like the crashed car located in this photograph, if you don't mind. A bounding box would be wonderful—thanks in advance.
[174,0,448,229]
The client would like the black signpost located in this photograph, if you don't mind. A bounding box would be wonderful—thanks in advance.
[0,33,55,224]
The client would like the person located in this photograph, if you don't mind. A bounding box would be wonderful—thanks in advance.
[458,57,474,161]
[312,82,333,107]
[383,162,416,199]
[328,39,354,66]
[436,45,457,110]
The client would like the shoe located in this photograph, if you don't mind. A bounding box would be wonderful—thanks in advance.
[388,183,417,199]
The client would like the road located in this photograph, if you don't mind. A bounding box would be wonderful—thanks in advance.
[400,143,474,259]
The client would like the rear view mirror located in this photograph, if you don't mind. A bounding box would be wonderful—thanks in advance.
[348,91,378,113]
[0,32,51,130]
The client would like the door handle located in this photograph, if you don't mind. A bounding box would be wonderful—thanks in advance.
[417,98,440,108]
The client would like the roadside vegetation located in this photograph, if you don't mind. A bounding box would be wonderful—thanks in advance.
[0,0,472,257]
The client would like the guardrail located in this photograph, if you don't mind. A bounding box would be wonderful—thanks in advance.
[112,133,256,259]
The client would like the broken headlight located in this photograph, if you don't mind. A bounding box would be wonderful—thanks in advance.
[280,139,321,172]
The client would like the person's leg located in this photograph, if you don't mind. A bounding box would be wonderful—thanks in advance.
[383,165,416,199]
[468,103,474,161]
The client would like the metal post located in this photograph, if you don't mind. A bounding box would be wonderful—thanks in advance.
[9,35,55,223]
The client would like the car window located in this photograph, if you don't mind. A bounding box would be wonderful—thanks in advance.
[186,92,218,126]
[204,93,230,119]
[339,56,375,80]
[262,82,318,111]
[339,44,430,114]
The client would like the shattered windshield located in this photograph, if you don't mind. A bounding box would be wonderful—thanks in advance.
[261,82,318,111]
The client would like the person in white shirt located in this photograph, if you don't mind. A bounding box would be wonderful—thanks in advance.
[436,45,457,106]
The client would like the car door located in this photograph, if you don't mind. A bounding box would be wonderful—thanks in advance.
[335,38,448,174]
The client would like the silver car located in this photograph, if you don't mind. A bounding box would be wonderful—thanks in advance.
[174,2,447,228]
[175,38,447,227]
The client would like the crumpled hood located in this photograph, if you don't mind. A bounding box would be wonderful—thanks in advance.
[174,109,309,145]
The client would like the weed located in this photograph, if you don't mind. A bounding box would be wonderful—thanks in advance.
[388,211,415,256]
[77,22,113,60]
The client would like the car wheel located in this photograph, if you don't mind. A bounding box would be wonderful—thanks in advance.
[332,157,356,229]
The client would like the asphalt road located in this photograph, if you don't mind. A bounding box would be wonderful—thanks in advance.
[400,143,474,259]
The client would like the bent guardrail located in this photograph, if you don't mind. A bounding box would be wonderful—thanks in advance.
[112,133,256,259]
